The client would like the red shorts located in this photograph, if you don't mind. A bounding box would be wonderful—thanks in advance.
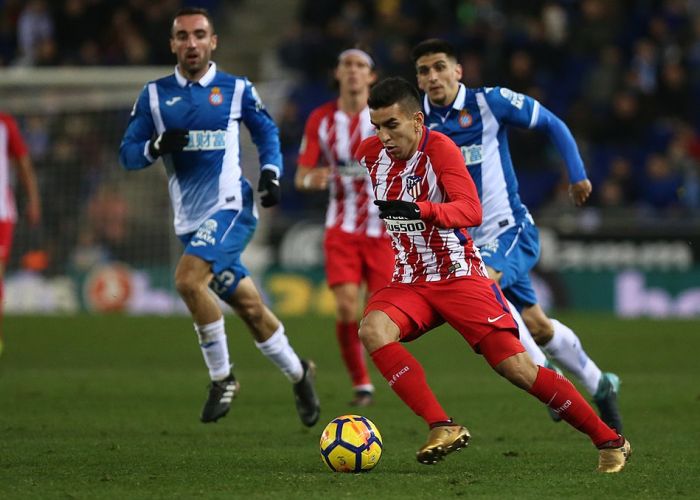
[0,220,14,264]
[323,227,394,293]
[365,276,523,359]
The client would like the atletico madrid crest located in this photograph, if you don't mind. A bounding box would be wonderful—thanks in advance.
[406,175,422,199]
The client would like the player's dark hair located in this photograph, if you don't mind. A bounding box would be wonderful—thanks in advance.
[368,77,421,114]
[411,38,457,63]
[172,7,215,35]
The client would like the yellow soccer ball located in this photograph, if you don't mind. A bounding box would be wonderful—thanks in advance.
[319,415,383,472]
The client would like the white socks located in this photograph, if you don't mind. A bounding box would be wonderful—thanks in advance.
[194,317,231,381]
[507,300,547,366]
[255,323,304,383]
[541,319,602,395]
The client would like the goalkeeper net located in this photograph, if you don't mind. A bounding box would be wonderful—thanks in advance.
[1,67,282,314]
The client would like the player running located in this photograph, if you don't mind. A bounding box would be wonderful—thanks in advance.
[413,38,623,431]
[355,76,631,472]
[295,47,393,407]
[0,112,42,356]
[119,7,319,426]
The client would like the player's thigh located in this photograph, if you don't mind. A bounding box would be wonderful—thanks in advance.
[174,253,213,289]
[364,283,442,345]
[227,276,264,312]
[324,228,363,288]
[180,209,257,299]
[428,276,519,349]
[361,235,394,294]
[332,282,361,317]
[0,221,15,267]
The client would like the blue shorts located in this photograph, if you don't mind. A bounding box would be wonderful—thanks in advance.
[477,220,540,311]
[178,183,258,300]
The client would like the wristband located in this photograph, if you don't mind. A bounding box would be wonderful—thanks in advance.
[303,173,313,189]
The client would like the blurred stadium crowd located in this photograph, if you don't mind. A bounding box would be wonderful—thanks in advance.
[277,0,700,215]
[0,0,223,66]
[1,0,699,271]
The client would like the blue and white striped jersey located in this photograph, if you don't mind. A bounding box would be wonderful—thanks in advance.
[119,63,282,235]
[424,83,586,247]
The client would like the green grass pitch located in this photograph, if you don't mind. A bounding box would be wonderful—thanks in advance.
[1,313,698,499]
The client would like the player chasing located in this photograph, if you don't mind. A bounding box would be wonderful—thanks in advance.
[0,112,42,357]
[119,8,319,427]
[295,47,393,407]
[413,39,623,431]
[355,77,631,472]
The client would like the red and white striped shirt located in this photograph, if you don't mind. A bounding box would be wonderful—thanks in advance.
[357,128,488,283]
[0,113,29,222]
[298,101,385,237]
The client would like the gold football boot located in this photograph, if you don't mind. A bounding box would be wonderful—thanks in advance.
[597,436,632,473]
[416,424,471,465]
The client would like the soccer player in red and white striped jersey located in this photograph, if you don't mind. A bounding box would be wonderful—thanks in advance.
[295,48,394,407]
[356,77,630,472]
[0,112,42,355]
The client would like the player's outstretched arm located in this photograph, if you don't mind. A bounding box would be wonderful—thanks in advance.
[533,106,590,195]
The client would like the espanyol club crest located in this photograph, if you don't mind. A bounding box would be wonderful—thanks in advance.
[406,175,422,199]
[459,109,473,128]
[209,87,223,106]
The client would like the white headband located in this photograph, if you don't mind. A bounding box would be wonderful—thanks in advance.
[338,48,374,68]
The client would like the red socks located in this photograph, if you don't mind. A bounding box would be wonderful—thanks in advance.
[336,321,371,388]
[529,366,619,446]
[370,342,449,425]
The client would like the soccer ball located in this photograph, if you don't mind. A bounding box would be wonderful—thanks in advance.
[319,415,383,472]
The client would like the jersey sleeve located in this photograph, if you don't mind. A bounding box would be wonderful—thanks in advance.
[417,137,482,228]
[4,115,29,159]
[240,80,284,178]
[119,84,157,170]
[484,86,540,129]
[531,105,587,183]
[485,87,587,183]
[297,109,323,168]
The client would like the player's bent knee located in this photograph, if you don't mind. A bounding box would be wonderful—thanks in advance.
[525,319,554,344]
[358,311,399,353]
[174,274,202,299]
[495,352,538,390]
[232,298,264,324]
[521,308,554,343]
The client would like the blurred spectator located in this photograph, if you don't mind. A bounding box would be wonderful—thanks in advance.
[16,0,54,66]
[0,0,198,66]
[274,0,700,216]
[641,154,682,211]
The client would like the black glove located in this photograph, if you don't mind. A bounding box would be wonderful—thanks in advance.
[148,129,189,158]
[374,200,421,219]
[258,169,281,207]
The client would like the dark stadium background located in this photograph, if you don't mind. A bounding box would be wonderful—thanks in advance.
[1,2,699,498]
